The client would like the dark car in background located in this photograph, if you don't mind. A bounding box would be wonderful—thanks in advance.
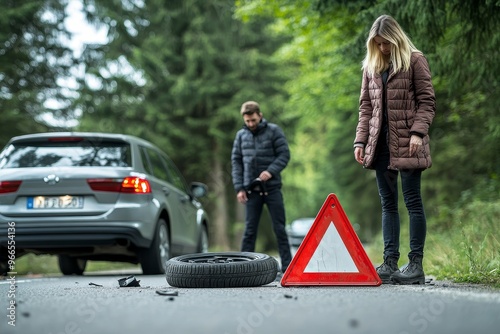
[287,217,315,249]
[0,132,209,275]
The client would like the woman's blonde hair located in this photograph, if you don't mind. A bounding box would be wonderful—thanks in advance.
[362,15,421,76]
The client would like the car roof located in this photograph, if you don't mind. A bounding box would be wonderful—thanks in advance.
[6,132,153,147]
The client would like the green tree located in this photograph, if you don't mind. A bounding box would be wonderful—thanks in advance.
[0,0,78,145]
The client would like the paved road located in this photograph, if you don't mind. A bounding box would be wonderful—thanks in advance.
[1,271,499,334]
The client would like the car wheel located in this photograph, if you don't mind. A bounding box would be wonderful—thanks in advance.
[196,224,209,253]
[165,252,278,288]
[0,261,8,276]
[58,255,87,275]
[140,218,170,275]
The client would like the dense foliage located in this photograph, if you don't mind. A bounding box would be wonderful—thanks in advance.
[0,0,77,143]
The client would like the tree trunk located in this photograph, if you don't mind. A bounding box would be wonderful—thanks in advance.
[210,144,231,251]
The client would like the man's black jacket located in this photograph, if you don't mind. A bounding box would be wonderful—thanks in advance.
[231,118,290,193]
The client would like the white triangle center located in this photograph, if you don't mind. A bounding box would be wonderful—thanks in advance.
[304,221,359,273]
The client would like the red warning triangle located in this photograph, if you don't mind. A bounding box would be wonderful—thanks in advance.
[281,194,381,286]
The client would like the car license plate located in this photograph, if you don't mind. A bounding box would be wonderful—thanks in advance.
[27,196,84,209]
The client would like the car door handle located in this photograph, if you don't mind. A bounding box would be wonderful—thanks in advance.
[162,187,170,196]
[179,194,190,203]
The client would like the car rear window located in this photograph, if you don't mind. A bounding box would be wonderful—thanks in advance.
[0,139,132,168]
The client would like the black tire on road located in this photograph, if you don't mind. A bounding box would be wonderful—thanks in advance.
[0,261,8,276]
[58,255,87,275]
[140,218,170,275]
[165,252,278,288]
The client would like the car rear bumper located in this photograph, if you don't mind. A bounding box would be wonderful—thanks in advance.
[0,224,152,252]
[0,204,158,252]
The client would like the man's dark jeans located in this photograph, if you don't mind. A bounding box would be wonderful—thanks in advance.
[241,187,292,272]
[373,142,427,261]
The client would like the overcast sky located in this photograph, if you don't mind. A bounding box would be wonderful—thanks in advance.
[65,0,108,57]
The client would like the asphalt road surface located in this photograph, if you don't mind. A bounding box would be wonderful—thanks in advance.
[1,270,499,334]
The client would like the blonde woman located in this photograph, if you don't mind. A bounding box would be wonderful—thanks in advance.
[353,15,436,284]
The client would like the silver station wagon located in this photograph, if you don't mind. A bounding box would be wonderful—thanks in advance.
[0,132,209,275]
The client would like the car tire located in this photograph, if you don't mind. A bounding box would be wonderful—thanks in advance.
[165,252,278,288]
[58,255,87,275]
[140,218,170,275]
[0,261,8,276]
[196,224,209,253]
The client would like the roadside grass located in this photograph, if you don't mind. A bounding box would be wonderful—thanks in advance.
[427,200,500,288]
[368,198,500,288]
[14,255,139,276]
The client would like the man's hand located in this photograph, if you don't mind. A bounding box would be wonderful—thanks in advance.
[259,171,272,181]
[236,190,248,204]
[409,135,423,156]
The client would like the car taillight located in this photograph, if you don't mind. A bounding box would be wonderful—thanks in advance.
[87,177,151,194]
[0,180,22,194]
[120,177,151,193]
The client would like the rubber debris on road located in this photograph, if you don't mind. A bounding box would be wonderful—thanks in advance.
[88,282,103,287]
[118,275,141,287]
[155,289,179,296]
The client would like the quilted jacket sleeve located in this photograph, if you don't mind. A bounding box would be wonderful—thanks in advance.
[231,131,244,193]
[354,70,373,146]
[411,55,436,137]
[266,124,290,178]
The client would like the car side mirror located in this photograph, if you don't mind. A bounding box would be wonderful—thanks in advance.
[190,182,208,198]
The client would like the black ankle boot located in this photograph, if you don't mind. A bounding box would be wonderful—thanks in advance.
[376,256,399,284]
[391,256,425,285]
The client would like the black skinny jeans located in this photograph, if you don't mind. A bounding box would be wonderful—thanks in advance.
[240,187,292,271]
[373,139,427,261]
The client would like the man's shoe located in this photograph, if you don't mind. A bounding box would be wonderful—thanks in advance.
[391,256,425,285]
[376,256,398,284]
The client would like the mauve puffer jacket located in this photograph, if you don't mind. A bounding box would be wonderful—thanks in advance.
[354,52,436,170]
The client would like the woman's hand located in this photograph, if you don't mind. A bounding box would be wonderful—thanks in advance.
[409,135,423,156]
[354,147,364,165]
